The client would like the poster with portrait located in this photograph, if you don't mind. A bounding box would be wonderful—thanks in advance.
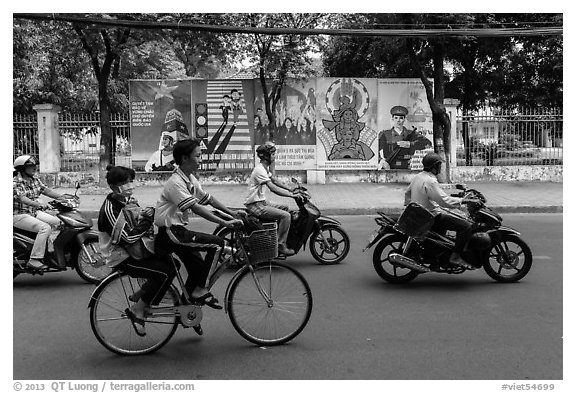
[129,80,192,172]
[253,79,317,170]
[377,79,434,170]
[316,78,379,170]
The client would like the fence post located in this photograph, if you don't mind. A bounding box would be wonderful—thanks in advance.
[33,104,61,174]
[443,98,459,169]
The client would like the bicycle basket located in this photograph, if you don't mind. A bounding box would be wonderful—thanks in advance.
[394,202,435,237]
[244,222,278,263]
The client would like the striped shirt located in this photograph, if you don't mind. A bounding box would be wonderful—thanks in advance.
[154,168,212,228]
[13,173,46,215]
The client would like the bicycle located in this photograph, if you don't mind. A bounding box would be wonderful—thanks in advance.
[88,222,313,356]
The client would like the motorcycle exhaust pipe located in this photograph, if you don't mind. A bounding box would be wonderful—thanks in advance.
[389,253,430,273]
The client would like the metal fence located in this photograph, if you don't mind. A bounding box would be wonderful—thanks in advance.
[13,112,131,171]
[456,107,563,166]
[15,107,563,171]
[13,113,39,160]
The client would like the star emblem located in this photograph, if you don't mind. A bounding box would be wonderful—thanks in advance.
[152,82,178,100]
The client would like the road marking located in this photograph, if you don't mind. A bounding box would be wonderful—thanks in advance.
[533,256,551,260]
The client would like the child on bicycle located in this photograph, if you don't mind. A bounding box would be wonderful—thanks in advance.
[98,165,176,336]
[154,139,243,312]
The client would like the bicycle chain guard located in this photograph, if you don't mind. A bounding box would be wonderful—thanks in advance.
[178,304,203,327]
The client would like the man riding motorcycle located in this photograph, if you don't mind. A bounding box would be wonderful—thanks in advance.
[404,152,473,269]
[244,141,302,257]
[13,155,64,270]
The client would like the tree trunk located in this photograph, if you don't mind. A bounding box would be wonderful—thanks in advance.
[406,39,452,183]
[462,108,472,166]
[259,65,275,141]
[98,81,113,187]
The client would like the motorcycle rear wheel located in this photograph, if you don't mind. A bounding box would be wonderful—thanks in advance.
[309,224,350,265]
[372,234,419,284]
[483,234,532,283]
[76,239,113,284]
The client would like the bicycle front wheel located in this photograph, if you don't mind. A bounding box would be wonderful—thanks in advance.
[89,272,179,356]
[227,261,312,346]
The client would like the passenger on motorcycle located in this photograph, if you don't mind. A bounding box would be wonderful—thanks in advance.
[13,155,64,270]
[404,152,474,269]
[98,165,177,336]
[244,141,301,256]
[154,139,243,312]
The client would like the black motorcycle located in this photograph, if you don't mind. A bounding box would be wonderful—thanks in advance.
[213,178,350,266]
[13,184,112,284]
[363,184,533,283]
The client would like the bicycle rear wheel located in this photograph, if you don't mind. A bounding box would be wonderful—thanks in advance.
[89,272,179,356]
[227,261,312,346]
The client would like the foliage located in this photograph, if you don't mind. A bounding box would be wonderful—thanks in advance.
[228,13,330,129]
[13,19,97,112]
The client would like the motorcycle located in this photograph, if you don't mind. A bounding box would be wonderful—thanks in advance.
[13,183,112,284]
[363,184,533,284]
[213,178,350,266]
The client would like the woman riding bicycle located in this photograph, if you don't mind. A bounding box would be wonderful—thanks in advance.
[98,165,176,336]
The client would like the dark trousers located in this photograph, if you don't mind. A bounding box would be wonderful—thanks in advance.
[432,211,473,253]
[155,226,224,293]
[121,255,176,305]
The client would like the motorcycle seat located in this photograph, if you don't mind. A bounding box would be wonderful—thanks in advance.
[13,227,38,239]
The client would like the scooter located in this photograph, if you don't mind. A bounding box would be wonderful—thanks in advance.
[363,184,533,284]
[213,178,350,266]
[13,183,112,284]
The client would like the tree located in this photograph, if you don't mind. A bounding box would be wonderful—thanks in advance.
[154,13,233,79]
[13,19,98,112]
[230,13,329,140]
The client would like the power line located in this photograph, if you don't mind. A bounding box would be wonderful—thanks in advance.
[13,13,563,37]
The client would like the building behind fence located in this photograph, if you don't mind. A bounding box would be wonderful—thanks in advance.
[14,106,562,174]
[456,107,563,167]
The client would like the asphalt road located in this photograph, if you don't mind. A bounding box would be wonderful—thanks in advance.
[12,214,563,381]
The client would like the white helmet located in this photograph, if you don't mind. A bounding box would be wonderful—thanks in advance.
[13,155,37,170]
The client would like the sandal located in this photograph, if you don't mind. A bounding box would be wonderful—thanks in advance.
[192,324,203,336]
[124,308,146,337]
[191,292,223,310]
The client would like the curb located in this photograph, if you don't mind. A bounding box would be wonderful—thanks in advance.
[79,205,562,220]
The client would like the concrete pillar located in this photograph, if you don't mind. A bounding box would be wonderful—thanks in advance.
[33,104,61,173]
[443,98,460,168]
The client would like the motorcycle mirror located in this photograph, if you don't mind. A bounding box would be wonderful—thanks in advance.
[455,183,466,190]
[291,178,298,184]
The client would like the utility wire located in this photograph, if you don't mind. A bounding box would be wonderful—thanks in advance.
[13,13,563,37]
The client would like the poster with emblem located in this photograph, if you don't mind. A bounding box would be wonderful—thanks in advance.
[377,79,434,170]
[316,78,379,170]
[129,80,192,172]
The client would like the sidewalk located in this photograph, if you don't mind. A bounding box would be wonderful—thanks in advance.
[57,181,562,218]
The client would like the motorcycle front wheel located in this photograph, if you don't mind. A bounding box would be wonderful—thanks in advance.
[309,224,350,265]
[76,239,113,284]
[372,234,419,284]
[483,234,532,283]
[214,227,246,269]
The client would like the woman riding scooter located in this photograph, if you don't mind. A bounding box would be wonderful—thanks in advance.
[13,155,64,270]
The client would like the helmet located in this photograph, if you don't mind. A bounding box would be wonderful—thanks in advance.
[468,232,492,250]
[13,155,38,170]
[256,141,277,163]
[422,152,444,170]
